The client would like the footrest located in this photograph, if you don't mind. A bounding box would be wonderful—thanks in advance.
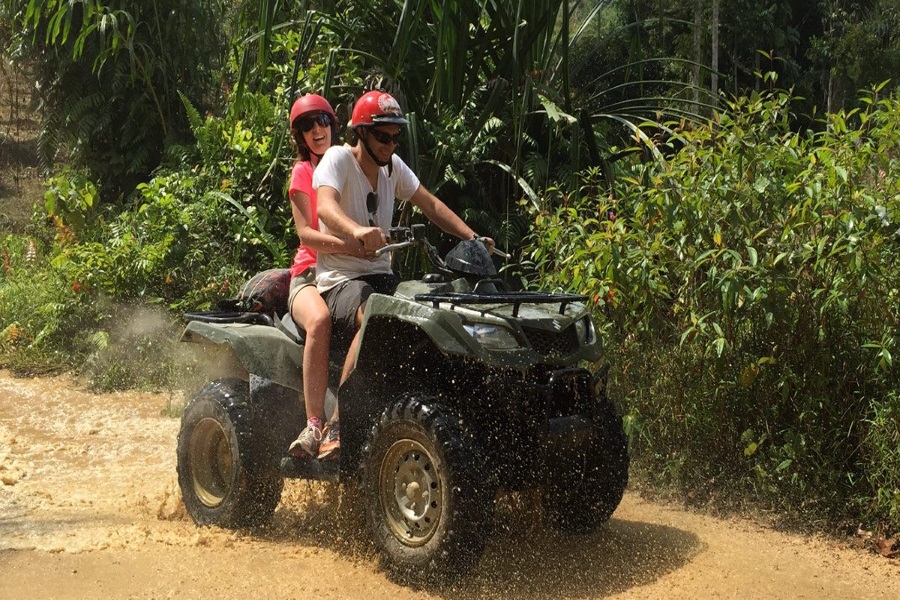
[280,456,340,482]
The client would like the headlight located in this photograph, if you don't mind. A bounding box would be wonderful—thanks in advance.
[574,316,595,344]
[463,323,520,350]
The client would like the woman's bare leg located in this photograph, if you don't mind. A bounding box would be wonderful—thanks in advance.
[290,286,332,422]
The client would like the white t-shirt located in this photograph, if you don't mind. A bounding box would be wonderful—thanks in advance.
[312,145,420,291]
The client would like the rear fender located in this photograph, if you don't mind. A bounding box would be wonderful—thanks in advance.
[180,320,303,392]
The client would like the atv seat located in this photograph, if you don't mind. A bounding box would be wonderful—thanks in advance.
[277,312,306,344]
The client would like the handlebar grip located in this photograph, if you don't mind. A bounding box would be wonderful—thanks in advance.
[374,240,417,258]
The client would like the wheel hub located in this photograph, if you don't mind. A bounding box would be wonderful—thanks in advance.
[405,481,422,501]
[189,417,234,507]
[380,439,442,546]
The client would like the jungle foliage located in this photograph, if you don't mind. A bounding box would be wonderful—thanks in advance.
[526,83,900,529]
[7,0,232,198]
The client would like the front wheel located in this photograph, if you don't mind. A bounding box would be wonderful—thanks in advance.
[176,379,283,528]
[543,400,629,533]
[362,397,495,582]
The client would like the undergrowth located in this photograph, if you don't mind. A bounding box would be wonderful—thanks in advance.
[524,84,900,533]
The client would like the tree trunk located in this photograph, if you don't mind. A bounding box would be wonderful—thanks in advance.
[827,70,845,114]
[710,0,719,110]
[693,0,703,106]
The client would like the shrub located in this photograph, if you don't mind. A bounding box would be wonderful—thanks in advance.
[43,87,294,311]
[1,31,319,382]
[524,84,900,530]
[0,230,105,372]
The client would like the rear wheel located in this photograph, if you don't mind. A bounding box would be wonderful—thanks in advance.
[543,400,629,533]
[362,396,495,582]
[177,379,283,528]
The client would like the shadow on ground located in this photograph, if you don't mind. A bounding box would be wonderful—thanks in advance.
[263,485,702,600]
[456,517,702,599]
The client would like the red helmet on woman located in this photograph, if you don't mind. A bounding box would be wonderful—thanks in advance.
[350,91,409,129]
[289,93,336,127]
[289,94,338,161]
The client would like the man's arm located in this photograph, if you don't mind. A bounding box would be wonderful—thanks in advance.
[317,185,385,251]
[291,190,372,258]
[409,185,495,252]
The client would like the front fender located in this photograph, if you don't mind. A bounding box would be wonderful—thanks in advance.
[360,293,600,370]
[180,321,302,392]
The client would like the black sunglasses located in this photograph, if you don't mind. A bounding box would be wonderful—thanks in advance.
[368,128,402,145]
[366,192,378,225]
[296,113,332,133]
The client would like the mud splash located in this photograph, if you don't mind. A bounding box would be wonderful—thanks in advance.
[1,371,898,599]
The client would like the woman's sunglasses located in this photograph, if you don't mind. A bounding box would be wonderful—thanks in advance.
[368,128,402,145]
[366,192,378,225]
[296,113,332,133]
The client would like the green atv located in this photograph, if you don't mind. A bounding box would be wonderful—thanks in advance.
[176,224,629,581]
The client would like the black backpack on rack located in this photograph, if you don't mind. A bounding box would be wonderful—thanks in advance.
[185,268,292,326]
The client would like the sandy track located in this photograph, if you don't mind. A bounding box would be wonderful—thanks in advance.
[1,370,898,599]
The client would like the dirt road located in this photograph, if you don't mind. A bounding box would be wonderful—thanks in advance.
[1,371,898,599]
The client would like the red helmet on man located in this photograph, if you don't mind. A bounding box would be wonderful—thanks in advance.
[350,91,409,129]
[289,93,336,127]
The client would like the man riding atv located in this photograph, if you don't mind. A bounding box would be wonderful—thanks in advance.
[311,89,495,453]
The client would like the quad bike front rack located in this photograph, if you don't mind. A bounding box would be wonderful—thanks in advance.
[415,289,588,317]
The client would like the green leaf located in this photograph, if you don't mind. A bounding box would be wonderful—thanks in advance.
[715,337,726,356]
[538,94,576,124]
[834,166,848,183]
[747,246,758,267]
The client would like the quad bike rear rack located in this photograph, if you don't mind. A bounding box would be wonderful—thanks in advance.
[182,310,275,326]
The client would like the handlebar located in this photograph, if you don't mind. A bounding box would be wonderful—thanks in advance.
[374,239,418,258]
[373,225,510,259]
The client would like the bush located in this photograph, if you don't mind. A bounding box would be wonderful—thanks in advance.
[524,84,900,531]
[0,229,105,373]
[0,30,320,384]
[0,203,235,389]
[42,87,295,309]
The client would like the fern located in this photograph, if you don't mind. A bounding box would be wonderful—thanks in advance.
[178,90,204,136]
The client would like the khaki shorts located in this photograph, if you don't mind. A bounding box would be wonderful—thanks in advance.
[287,268,317,311]
[321,273,399,341]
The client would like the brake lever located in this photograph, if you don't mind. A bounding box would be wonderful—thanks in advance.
[476,238,510,259]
